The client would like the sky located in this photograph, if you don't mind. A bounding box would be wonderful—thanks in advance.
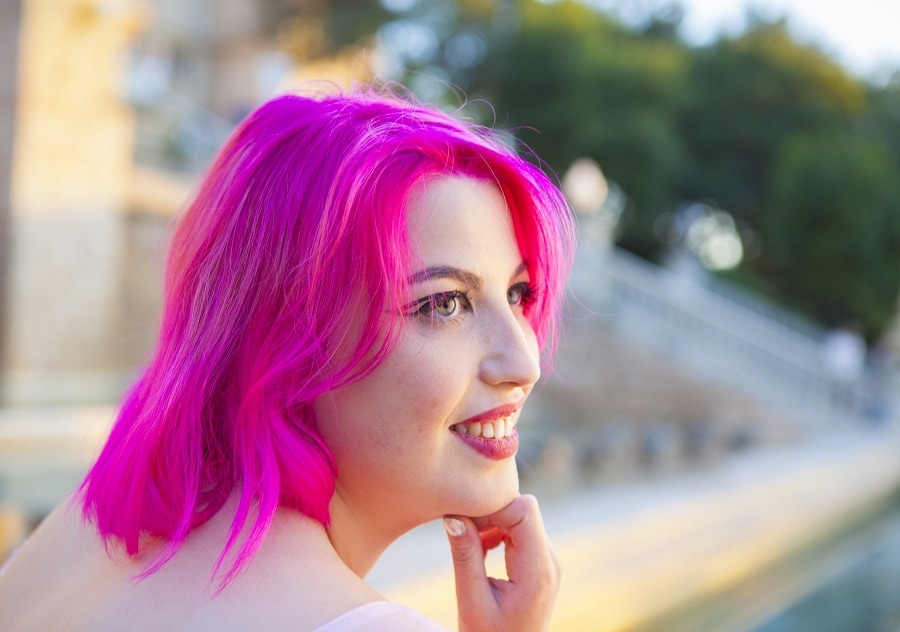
[601,0,900,82]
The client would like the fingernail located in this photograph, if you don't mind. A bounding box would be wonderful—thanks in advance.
[443,517,466,537]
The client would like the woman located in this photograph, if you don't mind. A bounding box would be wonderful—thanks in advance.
[0,89,575,631]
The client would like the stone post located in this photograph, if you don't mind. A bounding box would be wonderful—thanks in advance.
[3,0,141,405]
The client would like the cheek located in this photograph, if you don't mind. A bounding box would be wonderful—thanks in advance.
[389,344,464,420]
[319,333,471,452]
[321,365,443,450]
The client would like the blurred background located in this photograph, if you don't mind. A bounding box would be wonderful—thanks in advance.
[2,0,900,630]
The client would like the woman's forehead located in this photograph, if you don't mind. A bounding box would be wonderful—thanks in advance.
[404,176,521,277]
[406,176,507,231]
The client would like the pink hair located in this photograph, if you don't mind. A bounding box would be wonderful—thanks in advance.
[79,90,575,586]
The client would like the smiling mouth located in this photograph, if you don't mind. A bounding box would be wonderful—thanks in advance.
[449,415,517,440]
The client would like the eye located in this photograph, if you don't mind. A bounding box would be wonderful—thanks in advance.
[508,282,537,307]
[410,290,470,321]
[431,293,460,318]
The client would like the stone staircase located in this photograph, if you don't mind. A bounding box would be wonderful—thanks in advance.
[515,229,845,491]
[520,311,795,492]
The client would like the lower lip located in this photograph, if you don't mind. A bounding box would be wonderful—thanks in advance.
[452,427,519,460]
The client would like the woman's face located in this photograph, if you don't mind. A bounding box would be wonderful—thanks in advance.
[314,176,541,534]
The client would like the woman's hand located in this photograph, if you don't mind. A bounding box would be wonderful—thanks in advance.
[443,495,561,632]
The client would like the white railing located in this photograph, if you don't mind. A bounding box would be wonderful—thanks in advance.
[572,242,856,427]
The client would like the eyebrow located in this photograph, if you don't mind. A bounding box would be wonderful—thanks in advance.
[407,262,529,288]
[408,266,482,290]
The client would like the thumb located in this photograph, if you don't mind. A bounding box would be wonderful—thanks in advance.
[443,516,491,609]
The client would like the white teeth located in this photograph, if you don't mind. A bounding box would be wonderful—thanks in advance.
[451,415,517,439]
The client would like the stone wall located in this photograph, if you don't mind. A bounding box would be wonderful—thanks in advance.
[3,0,144,405]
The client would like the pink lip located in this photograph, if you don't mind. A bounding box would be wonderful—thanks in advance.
[458,403,522,426]
[453,427,519,460]
[451,402,522,461]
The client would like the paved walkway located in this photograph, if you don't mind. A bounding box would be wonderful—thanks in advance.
[369,424,900,631]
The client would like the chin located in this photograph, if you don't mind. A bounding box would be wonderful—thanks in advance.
[445,463,520,518]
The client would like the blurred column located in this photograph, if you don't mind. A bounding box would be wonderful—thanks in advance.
[562,157,615,309]
[0,1,23,387]
[3,0,142,405]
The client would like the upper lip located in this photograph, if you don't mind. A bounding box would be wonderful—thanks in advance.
[457,402,522,426]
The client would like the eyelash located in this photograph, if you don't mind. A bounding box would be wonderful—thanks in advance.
[408,282,539,322]
[409,290,473,321]
[508,281,538,308]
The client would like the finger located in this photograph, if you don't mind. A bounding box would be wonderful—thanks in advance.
[483,495,551,583]
[471,515,492,532]
[549,540,563,578]
[479,526,505,554]
[443,515,493,610]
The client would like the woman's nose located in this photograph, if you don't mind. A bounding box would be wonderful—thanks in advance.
[478,308,542,388]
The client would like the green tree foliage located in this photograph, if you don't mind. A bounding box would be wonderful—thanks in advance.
[868,78,900,168]
[672,19,900,338]
[679,20,867,221]
[761,132,900,335]
[474,0,688,258]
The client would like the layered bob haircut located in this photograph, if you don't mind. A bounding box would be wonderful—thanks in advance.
[80,90,576,585]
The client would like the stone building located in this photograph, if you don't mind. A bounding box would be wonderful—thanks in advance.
[1,0,370,406]
[4,0,144,405]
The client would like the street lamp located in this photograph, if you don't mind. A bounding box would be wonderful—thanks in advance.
[562,157,615,307]
[562,157,608,216]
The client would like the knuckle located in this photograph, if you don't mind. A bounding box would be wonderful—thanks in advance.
[451,544,481,566]
[510,494,541,526]
[518,494,540,513]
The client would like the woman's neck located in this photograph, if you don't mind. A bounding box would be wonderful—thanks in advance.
[195,493,358,579]
[325,494,400,577]
[207,489,410,580]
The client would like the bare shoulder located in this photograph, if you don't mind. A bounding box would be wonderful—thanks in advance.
[0,499,104,632]
[0,502,384,632]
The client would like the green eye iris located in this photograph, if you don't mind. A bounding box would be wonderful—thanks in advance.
[413,291,467,320]
[433,295,459,318]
